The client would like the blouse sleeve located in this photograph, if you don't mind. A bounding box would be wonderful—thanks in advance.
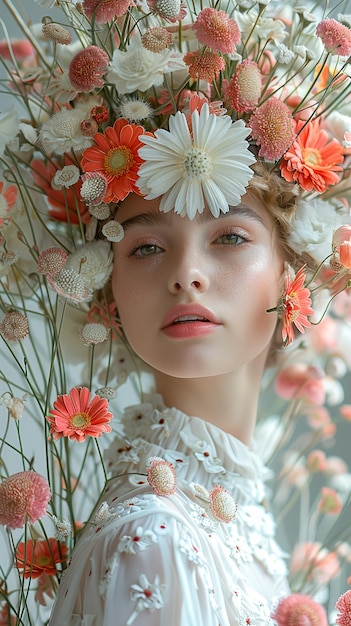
[50,500,223,626]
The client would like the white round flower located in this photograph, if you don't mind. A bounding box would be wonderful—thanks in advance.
[288,197,350,264]
[80,323,110,345]
[102,220,125,243]
[107,35,184,94]
[65,240,113,291]
[53,165,80,189]
[39,107,94,155]
[137,104,255,219]
[119,98,154,122]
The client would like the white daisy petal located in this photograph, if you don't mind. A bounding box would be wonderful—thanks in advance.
[137,104,255,220]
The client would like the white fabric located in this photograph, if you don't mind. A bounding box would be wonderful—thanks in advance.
[49,394,289,626]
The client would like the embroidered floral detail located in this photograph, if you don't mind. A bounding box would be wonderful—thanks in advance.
[114,494,159,518]
[99,553,118,597]
[104,436,147,473]
[189,502,218,531]
[147,457,177,496]
[127,574,165,625]
[150,409,172,439]
[178,533,205,566]
[225,533,253,564]
[209,485,238,523]
[184,437,226,474]
[117,526,157,553]
[232,585,275,626]
[189,482,211,502]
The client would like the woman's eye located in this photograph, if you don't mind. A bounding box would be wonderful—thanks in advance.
[215,233,246,245]
[131,244,163,257]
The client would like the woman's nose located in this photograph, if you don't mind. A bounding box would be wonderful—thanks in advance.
[168,250,210,294]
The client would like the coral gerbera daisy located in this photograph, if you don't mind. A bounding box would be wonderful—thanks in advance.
[276,266,314,346]
[271,593,328,626]
[137,103,255,219]
[46,387,113,442]
[335,589,351,626]
[16,538,68,579]
[81,119,151,203]
[280,119,344,192]
[0,181,17,227]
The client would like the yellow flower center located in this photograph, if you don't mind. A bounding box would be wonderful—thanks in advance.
[183,147,212,180]
[105,146,133,177]
[302,147,322,167]
[36,555,52,567]
[71,412,90,429]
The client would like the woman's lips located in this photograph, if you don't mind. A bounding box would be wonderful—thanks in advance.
[161,304,221,338]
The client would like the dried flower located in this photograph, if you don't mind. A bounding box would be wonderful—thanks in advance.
[0,310,29,342]
[91,105,109,125]
[193,7,240,54]
[16,538,67,578]
[69,46,109,92]
[147,458,176,495]
[184,49,225,83]
[42,23,72,45]
[80,322,110,345]
[249,97,295,161]
[80,172,109,205]
[88,203,111,220]
[46,386,113,442]
[64,240,113,291]
[52,165,80,189]
[47,268,92,303]
[317,18,351,56]
[80,118,99,136]
[209,485,237,523]
[95,386,117,400]
[141,27,172,52]
[118,98,154,123]
[1,250,18,266]
[51,515,72,540]
[147,0,185,22]
[37,247,68,277]
[101,220,125,242]
[0,392,27,420]
[271,593,328,625]
[0,471,51,529]
[336,589,351,626]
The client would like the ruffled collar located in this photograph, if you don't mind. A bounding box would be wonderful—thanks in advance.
[105,393,272,505]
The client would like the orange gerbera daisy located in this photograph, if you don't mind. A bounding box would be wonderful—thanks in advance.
[280,119,344,193]
[16,538,68,579]
[277,266,314,346]
[81,118,151,203]
[46,386,113,442]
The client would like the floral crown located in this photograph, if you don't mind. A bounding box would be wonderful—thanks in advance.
[1,0,351,344]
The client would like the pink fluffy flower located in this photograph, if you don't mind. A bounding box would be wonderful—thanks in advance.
[249,97,295,160]
[336,590,351,625]
[193,7,240,54]
[226,60,262,113]
[317,18,351,57]
[271,593,328,625]
[275,363,326,406]
[318,486,343,515]
[69,45,109,92]
[82,0,134,23]
[0,471,51,530]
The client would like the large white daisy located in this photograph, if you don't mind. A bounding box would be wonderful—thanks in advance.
[137,104,256,219]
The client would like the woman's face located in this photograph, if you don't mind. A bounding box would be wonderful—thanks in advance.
[112,193,285,379]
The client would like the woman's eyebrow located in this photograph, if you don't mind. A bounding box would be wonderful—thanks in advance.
[119,203,265,230]
[119,211,169,231]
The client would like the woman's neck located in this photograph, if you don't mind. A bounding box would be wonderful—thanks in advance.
[153,357,267,445]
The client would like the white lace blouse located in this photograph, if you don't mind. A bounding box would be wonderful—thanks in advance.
[49,394,289,626]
